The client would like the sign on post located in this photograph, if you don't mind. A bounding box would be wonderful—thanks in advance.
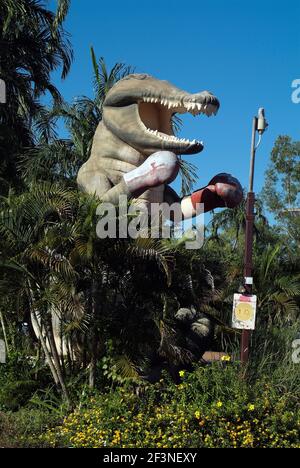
[0,339,6,363]
[232,294,257,330]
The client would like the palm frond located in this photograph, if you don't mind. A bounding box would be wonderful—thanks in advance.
[127,237,174,286]
[111,355,141,381]
[178,158,198,196]
[158,320,193,364]
[53,0,71,28]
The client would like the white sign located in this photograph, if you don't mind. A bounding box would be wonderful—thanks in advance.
[0,339,6,363]
[232,294,257,330]
[244,277,253,285]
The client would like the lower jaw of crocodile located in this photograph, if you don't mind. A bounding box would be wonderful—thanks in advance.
[138,98,217,155]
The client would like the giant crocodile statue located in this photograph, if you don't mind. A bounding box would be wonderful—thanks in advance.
[77,73,243,217]
[75,74,243,377]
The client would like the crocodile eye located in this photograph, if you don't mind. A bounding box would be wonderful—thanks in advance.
[122,73,150,81]
[136,74,150,80]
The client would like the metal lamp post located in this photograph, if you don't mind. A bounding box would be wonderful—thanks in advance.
[241,108,268,364]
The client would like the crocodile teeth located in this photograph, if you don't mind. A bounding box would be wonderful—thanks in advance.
[145,125,201,146]
[142,96,218,117]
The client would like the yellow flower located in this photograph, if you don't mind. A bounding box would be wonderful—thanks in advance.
[221,355,231,362]
[248,404,255,411]
[216,401,223,408]
[179,370,185,377]
[194,410,201,420]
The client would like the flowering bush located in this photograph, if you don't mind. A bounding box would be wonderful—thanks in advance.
[38,364,300,448]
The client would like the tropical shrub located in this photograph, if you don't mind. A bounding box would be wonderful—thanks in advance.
[34,358,300,449]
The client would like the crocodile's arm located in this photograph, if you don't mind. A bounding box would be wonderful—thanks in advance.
[164,174,243,219]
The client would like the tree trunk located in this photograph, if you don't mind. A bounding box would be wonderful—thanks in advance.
[59,310,66,378]
[89,359,96,388]
[31,309,60,387]
[0,311,9,355]
[28,281,70,406]
[46,315,71,406]
[89,278,98,389]
[34,342,41,381]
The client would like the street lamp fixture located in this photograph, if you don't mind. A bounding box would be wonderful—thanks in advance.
[241,108,268,364]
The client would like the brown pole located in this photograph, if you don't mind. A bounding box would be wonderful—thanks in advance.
[240,117,258,364]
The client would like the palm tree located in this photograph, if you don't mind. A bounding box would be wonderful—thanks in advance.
[0,0,73,189]
[19,51,135,188]
[253,244,300,326]
[207,196,268,250]
[0,180,180,390]
[0,182,77,403]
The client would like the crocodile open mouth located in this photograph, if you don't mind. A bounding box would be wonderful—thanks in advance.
[138,95,219,153]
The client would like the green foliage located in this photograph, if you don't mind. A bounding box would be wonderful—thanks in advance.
[263,136,300,215]
[1,325,298,448]
[262,136,300,250]
[19,53,134,188]
[90,48,135,109]
[178,159,199,196]
[34,346,300,448]
[0,408,60,448]
[0,0,300,449]
[0,0,73,189]
[0,350,44,410]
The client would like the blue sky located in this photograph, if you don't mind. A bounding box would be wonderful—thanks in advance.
[49,0,300,201]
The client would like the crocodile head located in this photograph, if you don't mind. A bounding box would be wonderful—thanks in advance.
[102,74,220,156]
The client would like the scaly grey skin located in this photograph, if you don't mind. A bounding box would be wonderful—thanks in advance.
[77,73,220,206]
[145,306,214,383]
[175,307,214,360]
